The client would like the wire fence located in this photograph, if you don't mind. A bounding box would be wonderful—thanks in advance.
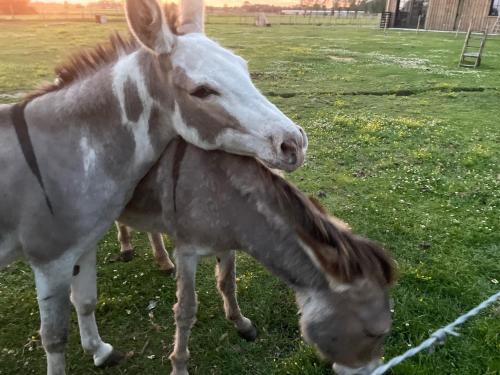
[207,13,381,26]
[370,290,500,375]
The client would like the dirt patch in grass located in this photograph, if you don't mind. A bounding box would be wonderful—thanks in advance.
[328,55,356,63]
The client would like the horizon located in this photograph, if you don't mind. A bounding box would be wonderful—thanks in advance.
[31,0,301,6]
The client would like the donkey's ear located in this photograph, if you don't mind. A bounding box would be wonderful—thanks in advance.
[297,229,352,291]
[125,0,175,54]
[178,0,205,34]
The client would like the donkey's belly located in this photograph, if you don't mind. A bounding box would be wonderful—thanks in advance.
[0,233,22,269]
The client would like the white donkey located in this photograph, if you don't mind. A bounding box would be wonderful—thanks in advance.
[0,0,307,373]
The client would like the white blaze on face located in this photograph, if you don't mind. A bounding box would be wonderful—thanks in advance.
[171,33,304,166]
[112,51,155,167]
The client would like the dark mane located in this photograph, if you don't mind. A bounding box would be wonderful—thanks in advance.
[258,166,396,286]
[23,3,180,103]
[23,33,139,102]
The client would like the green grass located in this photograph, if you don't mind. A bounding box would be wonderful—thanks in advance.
[0,21,499,375]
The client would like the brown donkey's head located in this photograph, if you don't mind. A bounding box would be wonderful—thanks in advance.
[294,198,395,374]
[267,177,395,374]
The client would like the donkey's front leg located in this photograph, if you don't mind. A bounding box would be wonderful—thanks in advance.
[216,251,257,341]
[169,248,199,375]
[71,249,124,367]
[115,222,134,262]
[33,261,74,375]
[147,232,175,274]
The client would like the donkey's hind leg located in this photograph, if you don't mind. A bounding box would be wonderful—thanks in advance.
[115,222,134,262]
[71,249,124,367]
[33,259,74,375]
[147,232,175,274]
[169,248,199,375]
[216,251,257,341]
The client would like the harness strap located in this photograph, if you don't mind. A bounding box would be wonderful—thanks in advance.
[172,138,188,213]
[11,102,54,215]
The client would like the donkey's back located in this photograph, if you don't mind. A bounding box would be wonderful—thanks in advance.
[120,139,277,250]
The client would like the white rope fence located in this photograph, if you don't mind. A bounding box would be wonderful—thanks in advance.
[370,290,500,375]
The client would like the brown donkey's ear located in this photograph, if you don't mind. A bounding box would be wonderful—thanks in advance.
[297,229,353,291]
[299,226,396,288]
[125,0,175,54]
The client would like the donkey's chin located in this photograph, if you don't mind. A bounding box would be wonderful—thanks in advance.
[262,158,301,172]
[262,150,305,172]
[332,359,382,375]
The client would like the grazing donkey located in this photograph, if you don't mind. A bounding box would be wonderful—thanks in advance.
[0,0,307,373]
[119,139,396,375]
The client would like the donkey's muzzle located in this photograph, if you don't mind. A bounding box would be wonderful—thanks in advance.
[332,358,382,375]
[275,126,307,172]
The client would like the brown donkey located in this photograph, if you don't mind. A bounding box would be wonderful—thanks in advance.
[119,139,396,375]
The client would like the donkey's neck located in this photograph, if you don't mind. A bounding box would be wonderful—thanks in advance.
[244,229,329,291]
[227,169,329,291]
[25,49,175,172]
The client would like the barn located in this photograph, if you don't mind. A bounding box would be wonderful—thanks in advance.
[384,0,500,32]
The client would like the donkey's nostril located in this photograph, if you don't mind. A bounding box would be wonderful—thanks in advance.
[280,141,297,165]
[280,142,289,153]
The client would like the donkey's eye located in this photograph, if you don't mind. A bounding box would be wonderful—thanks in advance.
[190,86,219,99]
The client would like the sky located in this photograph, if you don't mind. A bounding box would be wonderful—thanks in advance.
[33,0,300,6]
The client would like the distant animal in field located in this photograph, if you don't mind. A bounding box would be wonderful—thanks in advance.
[0,0,307,373]
[119,138,396,375]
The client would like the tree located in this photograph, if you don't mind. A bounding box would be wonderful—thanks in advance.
[301,0,330,9]
[0,0,36,14]
[365,0,385,13]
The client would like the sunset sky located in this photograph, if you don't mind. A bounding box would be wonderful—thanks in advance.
[33,0,301,6]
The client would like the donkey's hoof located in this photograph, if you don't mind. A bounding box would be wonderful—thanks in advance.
[238,323,258,342]
[119,250,135,262]
[97,349,126,368]
[160,266,176,277]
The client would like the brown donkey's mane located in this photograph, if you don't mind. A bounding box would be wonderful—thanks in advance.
[257,166,396,286]
[24,3,180,103]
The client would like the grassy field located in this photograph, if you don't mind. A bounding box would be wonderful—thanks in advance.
[0,20,499,375]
